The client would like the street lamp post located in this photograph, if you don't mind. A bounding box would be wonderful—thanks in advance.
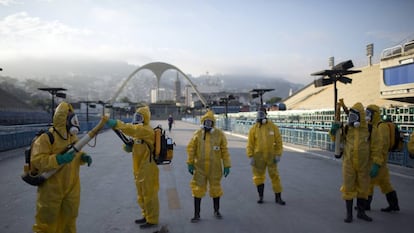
[311,60,361,157]
[250,89,274,109]
[38,88,67,121]
[98,100,109,116]
[219,94,235,131]
[311,60,361,117]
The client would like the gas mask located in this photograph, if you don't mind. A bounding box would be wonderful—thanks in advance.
[67,113,80,135]
[203,119,214,132]
[347,108,360,128]
[365,108,374,123]
[256,111,267,124]
[132,112,144,125]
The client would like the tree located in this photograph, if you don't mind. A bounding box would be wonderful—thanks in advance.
[266,96,282,105]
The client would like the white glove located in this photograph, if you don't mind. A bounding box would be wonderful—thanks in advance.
[274,156,281,164]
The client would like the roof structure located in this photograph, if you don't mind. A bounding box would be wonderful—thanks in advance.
[283,64,406,110]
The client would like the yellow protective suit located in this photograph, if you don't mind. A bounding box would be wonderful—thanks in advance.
[408,131,414,155]
[340,102,383,200]
[367,104,394,195]
[246,119,283,192]
[113,106,159,224]
[31,102,87,233]
[186,110,231,198]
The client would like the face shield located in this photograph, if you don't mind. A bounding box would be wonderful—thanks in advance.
[348,108,360,128]
[256,111,267,124]
[203,119,214,132]
[132,112,144,125]
[67,113,80,135]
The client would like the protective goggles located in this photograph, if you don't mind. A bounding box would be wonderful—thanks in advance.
[203,119,214,129]
[132,113,144,124]
[348,109,360,125]
[67,113,80,128]
[365,108,375,121]
[256,111,267,120]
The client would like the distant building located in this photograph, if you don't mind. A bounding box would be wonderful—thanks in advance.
[175,72,182,102]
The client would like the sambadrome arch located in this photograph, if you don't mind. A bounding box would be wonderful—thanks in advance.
[109,62,207,107]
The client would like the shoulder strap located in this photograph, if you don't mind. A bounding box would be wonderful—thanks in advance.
[46,131,54,144]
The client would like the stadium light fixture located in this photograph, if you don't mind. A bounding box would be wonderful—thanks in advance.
[38,87,67,121]
[311,60,361,116]
[250,88,274,109]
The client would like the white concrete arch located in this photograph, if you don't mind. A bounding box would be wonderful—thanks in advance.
[109,62,207,107]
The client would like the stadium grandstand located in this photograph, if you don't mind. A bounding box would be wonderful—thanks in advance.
[0,88,50,125]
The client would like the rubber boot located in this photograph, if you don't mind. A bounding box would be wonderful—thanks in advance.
[381,190,400,212]
[191,197,201,223]
[134,217,146,224]
[354,195,372,211]
[344,200,353,223]
[139,222,157,229]
[275,192,286,205]
[213,197,222,219]
[356,198,373,222]
[366,195,372,211]
[257,184,264,204]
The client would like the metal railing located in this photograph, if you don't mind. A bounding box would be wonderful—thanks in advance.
[208,117,414,168]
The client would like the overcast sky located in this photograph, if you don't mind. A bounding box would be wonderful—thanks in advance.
[0,0,413,84]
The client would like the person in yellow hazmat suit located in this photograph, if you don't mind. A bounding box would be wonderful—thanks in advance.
[330,102,383,223]
[246,107,285,205]
[106,106,159,229]
[408,131,414,156]
[365,105,400,212]
[31,102,92,233]
[186,110,231,223]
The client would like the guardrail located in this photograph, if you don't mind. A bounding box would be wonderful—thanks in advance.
[0,119,113,152]
[183,117,413,168]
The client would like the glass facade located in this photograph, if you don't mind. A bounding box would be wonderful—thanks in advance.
[383,62,414,86]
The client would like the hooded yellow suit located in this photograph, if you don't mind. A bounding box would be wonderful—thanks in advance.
[246,116,283,192]
[186,110,231,198]
[31,102,87,233]
[113,106,159,224]
[408,131,414,155]
[367,104,393,194]
[340,102,383,200]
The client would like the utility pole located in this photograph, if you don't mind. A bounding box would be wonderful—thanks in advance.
[38,88,67,122]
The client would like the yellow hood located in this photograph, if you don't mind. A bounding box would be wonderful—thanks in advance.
[201,110,216,125]
[350,102,367,128]
[367,104,381,125]
[136,106,151,126]
[53,102,74,132]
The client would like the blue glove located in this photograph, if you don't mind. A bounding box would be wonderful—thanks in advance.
[56,150,75,165]
[106,119,117,128]
[370,163,380,177]
[81,153,92,167]
[274,156,281,164]
[330,122,341,135]
[123,144,132,153]
[223,167,230,177]
[188,164,194,175]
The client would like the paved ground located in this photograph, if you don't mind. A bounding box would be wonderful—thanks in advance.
[1,120,413,233]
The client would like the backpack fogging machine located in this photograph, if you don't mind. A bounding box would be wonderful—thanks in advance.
[112,125,174,165]
[21,116,109,186]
